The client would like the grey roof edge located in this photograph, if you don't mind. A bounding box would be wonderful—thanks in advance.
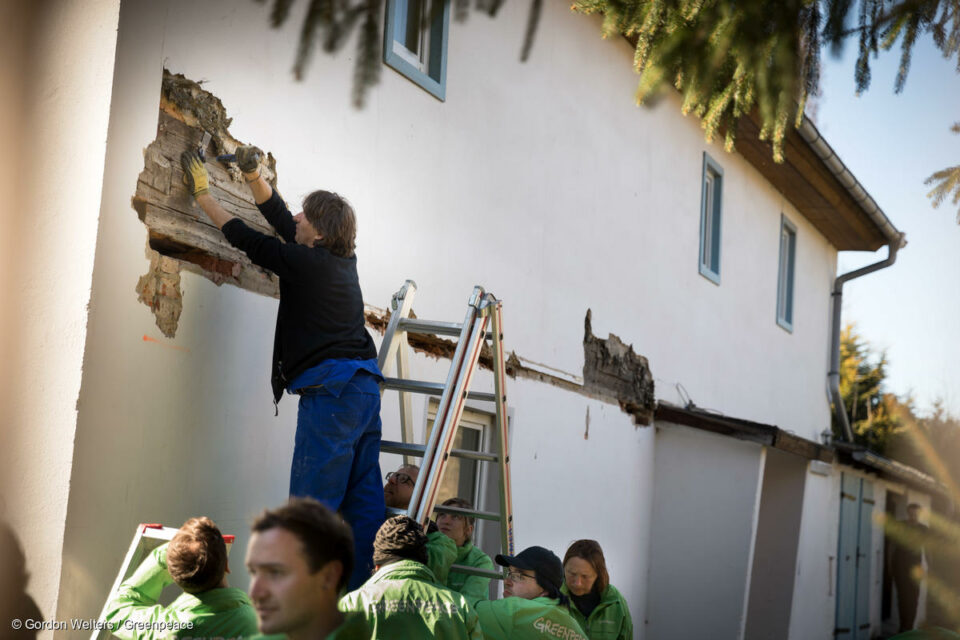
[833,442,947,497]
[796,116,906,249]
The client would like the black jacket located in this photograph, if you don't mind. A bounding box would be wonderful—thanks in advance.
[222,191,376,403]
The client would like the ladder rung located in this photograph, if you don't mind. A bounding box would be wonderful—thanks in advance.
[433,504,502,522]
[398,318,493,340]
[380,440,499,463]
[384,505,502,525]
[385,505,502,524]
[398,318,463,337]
[382,378,496,403]
[450,564,503,580]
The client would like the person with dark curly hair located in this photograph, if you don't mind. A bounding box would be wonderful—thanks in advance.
[103,517,257,639]
[182,146,383,590]
[340,515,481,638]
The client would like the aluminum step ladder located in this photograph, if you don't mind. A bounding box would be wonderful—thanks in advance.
[378,280,514,580]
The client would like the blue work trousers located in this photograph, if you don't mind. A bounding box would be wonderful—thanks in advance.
[289,379,385,591]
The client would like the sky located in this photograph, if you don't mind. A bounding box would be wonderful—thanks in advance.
[812,36,960,418]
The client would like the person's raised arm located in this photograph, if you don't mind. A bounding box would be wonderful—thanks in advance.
[181,151,234,229]
[235,145,272,204]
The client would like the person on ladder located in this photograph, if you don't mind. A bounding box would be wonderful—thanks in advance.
[182,147,383,590]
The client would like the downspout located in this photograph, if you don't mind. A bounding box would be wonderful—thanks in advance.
[794,117,907,443]
[828,240,901,442]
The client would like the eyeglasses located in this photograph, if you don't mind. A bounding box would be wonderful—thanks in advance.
[506,570,534,582]
[385,471,414,486]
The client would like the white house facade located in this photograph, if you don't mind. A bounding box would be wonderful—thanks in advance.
[1,2,938,639]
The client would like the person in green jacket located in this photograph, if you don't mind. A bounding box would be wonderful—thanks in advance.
[469,546,588,640]
[103,516,258,639]
[561,540,633,640]
[245,498,371,640]
[340,515,481,639]
[437,497,496,601]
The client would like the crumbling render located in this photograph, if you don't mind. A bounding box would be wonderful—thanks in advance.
[583,309,655,425]
[362,306,656,426]
[135,252,183,338]
[133,70,282,336]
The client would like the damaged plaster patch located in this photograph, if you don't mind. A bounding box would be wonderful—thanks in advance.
[136,250,182,338]
[583,309,655,425]
[133,69,283,336]
[362,304,655,426]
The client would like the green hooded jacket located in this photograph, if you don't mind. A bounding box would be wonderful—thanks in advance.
[470,596,588,640]
[426,530,458,586]
[339,558,482,639]
[102,543,259,639]
[446,542,495,602]
[560,584,633,640]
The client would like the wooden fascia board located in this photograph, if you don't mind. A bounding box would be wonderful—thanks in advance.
[734,112,887,251]
[655,403,835,462]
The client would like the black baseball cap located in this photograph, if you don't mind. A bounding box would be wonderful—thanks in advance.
[496,546,563,593]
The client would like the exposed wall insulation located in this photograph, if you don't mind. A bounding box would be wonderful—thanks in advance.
[132,70,281,336]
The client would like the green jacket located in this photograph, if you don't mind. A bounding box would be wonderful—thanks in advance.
[561,584,633,640]
[103,543,259,639]
[471,596,588,640]
[249,611,371,640]
[426,530,458,586]
[339,558,481,639]
[445,542,495,602]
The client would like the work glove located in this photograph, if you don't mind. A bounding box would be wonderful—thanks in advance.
[181,150,210,197]
[235,145,261,173]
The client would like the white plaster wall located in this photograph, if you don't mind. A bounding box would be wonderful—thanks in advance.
[645,423,766,639]
[789,464,842,640]
[110,0,840,442]
[47,0,847,635]
[0,0,120,629]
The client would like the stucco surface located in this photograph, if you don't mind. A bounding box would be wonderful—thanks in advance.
[646,423,766,639]
[42,1,854,638]
[0,0,120,630]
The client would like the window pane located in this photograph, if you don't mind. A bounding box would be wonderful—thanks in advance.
[710,172,722,272]
[703,174,714,268]
[424,414,482,506]
[402,0,422,52]
[778,222,796,328]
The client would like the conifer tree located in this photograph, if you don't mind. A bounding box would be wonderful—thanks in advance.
[834,324,903,453]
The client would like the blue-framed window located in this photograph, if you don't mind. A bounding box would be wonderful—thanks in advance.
[383,0,450,101]
[777,215,797,332]
[699,153,723,284]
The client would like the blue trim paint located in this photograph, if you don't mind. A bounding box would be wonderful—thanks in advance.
[383,0,449,101]
[777,214,798,332]
[699,152,723,285]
